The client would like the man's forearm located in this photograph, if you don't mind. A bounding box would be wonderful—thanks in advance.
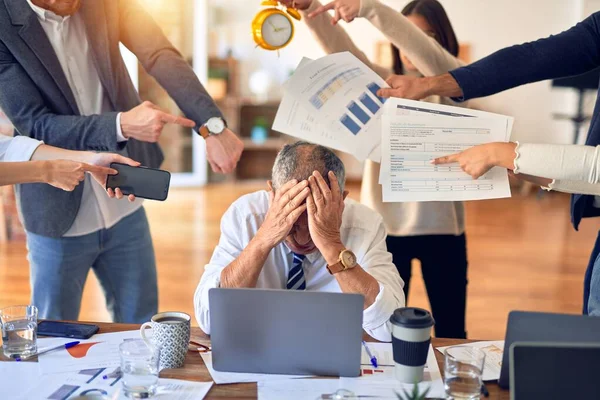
[424,73,463,99]
[219,236,273,288]
[334,266,380,310]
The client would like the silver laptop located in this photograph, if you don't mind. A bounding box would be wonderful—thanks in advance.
[510,342,600,400]
[209,288,364,377]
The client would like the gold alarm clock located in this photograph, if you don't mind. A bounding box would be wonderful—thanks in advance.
[252,1,301,51]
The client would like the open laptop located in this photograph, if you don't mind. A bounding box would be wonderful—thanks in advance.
[499,311,600,388]
[208,288,364,377]
[510,342,600,399]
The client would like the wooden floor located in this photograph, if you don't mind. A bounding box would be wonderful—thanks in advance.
[0,182,598,339]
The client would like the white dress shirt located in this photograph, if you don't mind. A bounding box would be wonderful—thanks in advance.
[194,190,406,342]
[0,135,42,162]
[27,1,142,237]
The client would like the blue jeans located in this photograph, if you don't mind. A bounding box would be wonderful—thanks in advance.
[26,208,158,323]
[584,230,600,315]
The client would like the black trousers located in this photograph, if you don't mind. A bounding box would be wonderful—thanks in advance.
[386,234,468,339]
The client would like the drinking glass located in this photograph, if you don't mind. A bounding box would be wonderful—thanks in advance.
[0,305,38,359]
[444,346,486,400]
[119,339,160,398]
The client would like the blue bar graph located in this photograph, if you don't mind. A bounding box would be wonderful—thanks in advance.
[340,114,361,135]
[347,101,370,124]
[367,82,387,104]
[359,93,380,114]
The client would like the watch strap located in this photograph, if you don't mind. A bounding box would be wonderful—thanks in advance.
[199,125,210,139]
[327,261,346,275]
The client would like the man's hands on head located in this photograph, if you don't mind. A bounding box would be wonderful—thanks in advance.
[120,101,196,143]
[205,128,244,174]
[377,73,463,100]
[307,171,346,265]
[254,179,310,250]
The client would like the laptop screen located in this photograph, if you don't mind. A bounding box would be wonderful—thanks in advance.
[511,343,600,400]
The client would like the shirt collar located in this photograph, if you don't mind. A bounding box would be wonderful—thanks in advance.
[282,242,323,265]
[27,0,69,22]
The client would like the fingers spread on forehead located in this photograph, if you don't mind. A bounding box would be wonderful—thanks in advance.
[328,171,341,204]
[280,180,309,206]
[308,175,324,209]
[285,184,310,213]
[274,179,298,201]
[312,171,331,199]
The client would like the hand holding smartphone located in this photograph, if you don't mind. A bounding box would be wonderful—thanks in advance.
[106,163,171,201]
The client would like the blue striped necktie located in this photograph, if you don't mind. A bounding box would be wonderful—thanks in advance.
[287,252,306,290]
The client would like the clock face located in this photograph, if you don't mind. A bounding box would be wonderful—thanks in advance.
[261,13,293,48]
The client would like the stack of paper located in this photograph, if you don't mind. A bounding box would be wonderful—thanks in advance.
[379,98,514,202]
[273,52,388,162]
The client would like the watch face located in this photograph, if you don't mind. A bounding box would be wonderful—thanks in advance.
[341,251,357,269]
[261,13,293,48]
[207,118,225,134]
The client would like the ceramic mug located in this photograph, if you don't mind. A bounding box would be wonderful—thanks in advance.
[140,311,191,370]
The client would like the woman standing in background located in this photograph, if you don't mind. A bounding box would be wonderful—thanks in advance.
[279,0,468,338]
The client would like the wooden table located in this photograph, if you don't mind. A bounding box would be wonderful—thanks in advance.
[2,321,509,399]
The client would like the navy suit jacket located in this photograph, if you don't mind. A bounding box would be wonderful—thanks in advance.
[448,12,600,230]
[0,0,223,237]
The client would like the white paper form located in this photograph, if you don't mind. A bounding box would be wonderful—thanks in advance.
[361,342,394,366]
[200,352,309,384]
[282,52,388,160]
[378,98,513,183]
[381,114,512,202]
[437,340,504,382]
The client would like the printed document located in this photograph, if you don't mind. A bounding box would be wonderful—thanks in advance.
[276,52,388,161]
[380,99,513,202]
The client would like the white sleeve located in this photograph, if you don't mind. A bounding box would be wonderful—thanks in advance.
[0,135,43,162]
[301,1,390,79]
[542,179,600,196]
[514,143,600,183]
[115,113,128,142]
[193,205,248,334]
[358,216,406,342]
[359,0,465,77]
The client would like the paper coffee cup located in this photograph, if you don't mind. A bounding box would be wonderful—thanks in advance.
[389,307,435,383]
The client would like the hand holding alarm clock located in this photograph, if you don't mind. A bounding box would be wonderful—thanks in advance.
[252,1,302,51]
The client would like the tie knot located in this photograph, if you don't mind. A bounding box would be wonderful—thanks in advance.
[292,252,305,262]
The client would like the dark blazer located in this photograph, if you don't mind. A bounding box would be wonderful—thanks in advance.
[447,11,600,230]
[0,0,223,237]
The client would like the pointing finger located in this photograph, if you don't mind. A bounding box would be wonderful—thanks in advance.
[160,112,196,128]
[432,153,459,165]
[307,1,335,18]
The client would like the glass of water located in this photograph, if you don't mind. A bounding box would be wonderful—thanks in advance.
[444,346,486,400]
[0,305,38,359]
[119,339,160,398]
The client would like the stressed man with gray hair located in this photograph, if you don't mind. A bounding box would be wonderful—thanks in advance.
[194,142,405,341]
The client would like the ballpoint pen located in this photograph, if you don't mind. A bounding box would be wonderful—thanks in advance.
[361,340,378,368]
[103,367,122,380]
[481,383,489,398]
[15,341,80,361]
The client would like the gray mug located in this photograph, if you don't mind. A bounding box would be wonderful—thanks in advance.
[140,311,191,370]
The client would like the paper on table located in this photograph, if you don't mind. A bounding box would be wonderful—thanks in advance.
[37,330,139,374]
[21,368,213,400]
[281,51,388,161]
[0,361,42,400]
[258,379,342,400]
[200,352,309,384]
[378,97,513,183]
[380,114,511,202]
[437,340,505,382]
[360,342,394,366]
[342,344,445,399]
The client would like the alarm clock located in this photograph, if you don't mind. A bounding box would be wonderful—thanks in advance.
[252,0,301,51]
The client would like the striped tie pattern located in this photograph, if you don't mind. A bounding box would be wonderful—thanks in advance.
[287,252,306,290]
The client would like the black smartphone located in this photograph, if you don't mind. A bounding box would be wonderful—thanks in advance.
[106,163,171,201]
[37,321,99,339]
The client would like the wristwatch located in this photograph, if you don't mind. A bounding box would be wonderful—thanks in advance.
[327,249,358,275]
[199,117,226,138]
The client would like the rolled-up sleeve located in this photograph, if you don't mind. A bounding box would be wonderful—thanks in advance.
[194,205,247,334]
[358,217,406,342]
[0,135,42,162]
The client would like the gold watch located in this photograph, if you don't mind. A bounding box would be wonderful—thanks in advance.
[327,249,357,275]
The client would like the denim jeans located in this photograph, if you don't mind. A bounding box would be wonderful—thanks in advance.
[587,236,600,316]
[26,208,158,323]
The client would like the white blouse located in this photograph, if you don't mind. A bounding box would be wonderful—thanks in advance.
[0,135,42,162]
[514,142,600,199]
